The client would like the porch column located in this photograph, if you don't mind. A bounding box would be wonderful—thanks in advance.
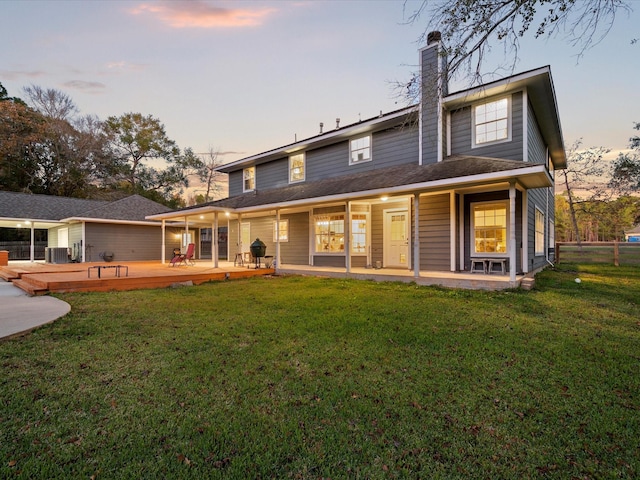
[345,202,351,273]
[509,181,517,286]
[81,222,86,263]
[237,214,242,257]
[413,193,420,278]
[275,209,281,272]
[213,213,219,268]
[450,191,456,272]
[161,220,166,264]
[522,190,529,273]
[30,222,35,262]
[184,216,189,249]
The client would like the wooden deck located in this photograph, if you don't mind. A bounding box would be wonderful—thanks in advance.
[0,261,274,295]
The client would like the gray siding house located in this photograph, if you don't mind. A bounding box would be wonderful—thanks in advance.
[150,33,566,286]
[0,192,173,262]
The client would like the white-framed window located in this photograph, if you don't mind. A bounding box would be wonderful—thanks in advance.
[314,214,344,253]
[289,153,305,183]
[273,219,289,242]
[549,220,555,250]
[243,167,255,192]
[472,202,507,256]
[535,208,545,255]
[473,97,510,146]
[351,213,368,254]
[350,135,371,164]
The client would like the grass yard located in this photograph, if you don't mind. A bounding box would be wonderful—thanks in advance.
[1,264,639,478]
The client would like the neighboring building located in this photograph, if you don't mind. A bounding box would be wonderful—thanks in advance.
[625,224,640,242]
[149,33,566,287]
[0,192,173,262]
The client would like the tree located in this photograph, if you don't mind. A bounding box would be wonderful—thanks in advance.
[0,97,46,192]
[21,85,105,197]
[557,139,611,244]
[610,122,640,193]
[194,147,225,204]
[103,113,203,203]
[404,0,633,87]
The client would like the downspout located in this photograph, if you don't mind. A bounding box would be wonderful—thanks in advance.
[509,181,517,286]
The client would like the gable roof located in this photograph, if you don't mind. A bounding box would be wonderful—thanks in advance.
[444,66,566,169]
[154,155,551,218]
[0,191,170,229]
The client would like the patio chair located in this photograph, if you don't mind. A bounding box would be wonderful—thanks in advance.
[170,243,196,267]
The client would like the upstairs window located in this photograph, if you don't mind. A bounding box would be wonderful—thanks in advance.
[473,97,510,146]
[243,167,255,192]
[289,153,305,183]
[350,135,371,164]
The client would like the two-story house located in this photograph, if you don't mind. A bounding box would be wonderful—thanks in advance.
[149,32,565,289]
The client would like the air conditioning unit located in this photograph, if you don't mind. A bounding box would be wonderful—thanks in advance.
[49,247,69,264]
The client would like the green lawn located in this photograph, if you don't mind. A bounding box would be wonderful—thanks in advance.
[1,264,639,478]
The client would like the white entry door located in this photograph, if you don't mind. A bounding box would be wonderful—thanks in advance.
[384,209,409,268]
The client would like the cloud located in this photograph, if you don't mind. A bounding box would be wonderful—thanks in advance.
[0,70,46,80]
[62,80,106,94]
[129,1,276,28]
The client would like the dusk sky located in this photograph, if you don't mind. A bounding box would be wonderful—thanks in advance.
[2,0,638,170]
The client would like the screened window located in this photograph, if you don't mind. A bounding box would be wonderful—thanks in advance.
[243,167,255,192]
[350,135,371,164]
[535,208,545,255]
[474,97,510,146]
[473,203,507,255]
[314,214,344,253]
[273,220,289,242]
[289,153,305,183]
[351,214,368,254]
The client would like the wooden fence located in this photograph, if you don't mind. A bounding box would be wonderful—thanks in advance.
[555,242,640,266]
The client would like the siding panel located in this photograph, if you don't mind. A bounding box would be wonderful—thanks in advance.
[450,92,524,161]
[419,193,450,271]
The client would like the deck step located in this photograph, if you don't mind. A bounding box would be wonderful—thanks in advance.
[11,278,48,296]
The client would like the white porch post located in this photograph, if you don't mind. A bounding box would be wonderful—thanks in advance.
[237,214,242,256]
[81,222,86,263]
[213,213,219,268]
[30,222,35,262]
[509,181,517,286]
[413,193,420,278]
[184,216,189,249]
[522,190,529,273]
[345,202,351,273]
[161,220,166,264]
[275,209,281,272]
[450,191,456,272]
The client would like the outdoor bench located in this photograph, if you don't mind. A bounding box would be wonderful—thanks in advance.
[87,265,129,279]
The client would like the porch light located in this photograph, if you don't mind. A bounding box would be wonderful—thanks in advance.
[225,212,230,217]
[381,196,388,202]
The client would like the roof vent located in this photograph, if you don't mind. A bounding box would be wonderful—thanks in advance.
[319,122,324,134]
[335,118,340,129]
